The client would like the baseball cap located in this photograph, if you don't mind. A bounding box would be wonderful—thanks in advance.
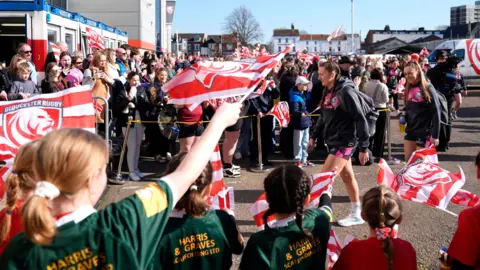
[295,76,310,86]
[339,56,355,65]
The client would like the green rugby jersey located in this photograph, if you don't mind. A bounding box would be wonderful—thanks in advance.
[240,207,332,270]
[152,209,244,270]
[0,179,176,270]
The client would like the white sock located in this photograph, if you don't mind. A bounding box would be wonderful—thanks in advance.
[351,202,361,217]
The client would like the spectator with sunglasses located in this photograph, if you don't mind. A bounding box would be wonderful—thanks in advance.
[142,60,157,83]
[115,48,130,77]
[17,43,37,85]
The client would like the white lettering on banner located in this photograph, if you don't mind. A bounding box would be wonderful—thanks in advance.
[3,100,62,114]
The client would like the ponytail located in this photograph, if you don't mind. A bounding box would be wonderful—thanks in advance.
[0,173,20,242]
[0,141,38,244]
[295,178,312,238]
[21,196,56,245]
[164,152,213,217]
[378,191,394,270]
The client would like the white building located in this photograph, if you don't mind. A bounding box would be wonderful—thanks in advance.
[272,25,300,54]
[69,0,171,52]
[272,25,361,55]
[295,34,361,55]
[366,26,443,45]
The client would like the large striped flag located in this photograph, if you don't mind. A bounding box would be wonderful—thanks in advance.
[377,147,466,211]
[163,45,293,105]
[208,145,235,215]
[0,86,96,202]
[86,27,105,50]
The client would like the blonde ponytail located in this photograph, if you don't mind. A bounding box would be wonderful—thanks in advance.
[21,196,56,245]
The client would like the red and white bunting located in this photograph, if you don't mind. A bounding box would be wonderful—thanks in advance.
[86,27,105,50]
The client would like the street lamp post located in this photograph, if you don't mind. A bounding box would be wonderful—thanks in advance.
[351,0,355,53]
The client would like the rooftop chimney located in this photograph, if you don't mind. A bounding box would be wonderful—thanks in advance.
[291,23,295,30]
[418,27,425,32]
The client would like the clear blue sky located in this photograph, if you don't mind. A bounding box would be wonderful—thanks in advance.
[173,0,472,42]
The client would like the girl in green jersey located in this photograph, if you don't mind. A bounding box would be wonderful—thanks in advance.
[240,165,332,270]
[0,103,241,270]
[153,152,244,269]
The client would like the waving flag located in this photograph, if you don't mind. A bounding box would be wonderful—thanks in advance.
[0,86,96,202]
[250,170,336,230]
[267,101,290,128]
[395,77,406,94]
[259,47,270,56]
[163,45,293,105]
[419,47,430,58]
[377,147,466,211]
[451,189,480,207]
[327,25,345,42]
[86,27,105,50]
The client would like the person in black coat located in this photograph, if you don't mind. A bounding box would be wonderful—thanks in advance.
[279,66,298,158]
[114,71,147,181]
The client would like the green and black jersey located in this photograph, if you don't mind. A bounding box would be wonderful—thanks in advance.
[0,179,177,270]
[240,207,332,270]
[152,209,244,270]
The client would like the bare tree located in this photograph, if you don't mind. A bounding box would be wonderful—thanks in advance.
[223,6,263,45]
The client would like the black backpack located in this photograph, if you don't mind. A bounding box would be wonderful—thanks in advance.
[337,87,379,137]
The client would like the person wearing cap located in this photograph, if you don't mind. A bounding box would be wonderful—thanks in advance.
[338,56,355,79]
[290,76,313,167]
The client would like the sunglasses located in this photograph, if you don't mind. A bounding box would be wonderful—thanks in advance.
[21,50,32,54]
[122,53,128,56]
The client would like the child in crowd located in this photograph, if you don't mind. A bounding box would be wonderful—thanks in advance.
[8,62,39,100]
[153,152,244,269]
[290,77,313,168]
[0,141,38,254]
[240,165,332,269]
[446,151,480,269]
[0,103,241,269]
[333,185,417,270]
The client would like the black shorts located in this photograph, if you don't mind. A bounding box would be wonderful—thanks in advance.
[225,118,243,132]
[179,124,204,139]
[327,145,357,160]
[404,134,433,148]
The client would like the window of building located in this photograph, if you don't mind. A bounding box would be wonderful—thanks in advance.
[338,41,341,45]
[314,41,317,45]
[226,44,233,50]
[286,38,289,43]
[65,30,75,52]
[188,44,192,51]
[47,26,60,49]
[46,0,67,9]
[338,47,341,52]
[306,47,309,51]
[194,44,200,51]
[329,41,332,45]
[279,46,281,52]
[306,41,309,45]
[329,47,332,52]
[314,47,317,52]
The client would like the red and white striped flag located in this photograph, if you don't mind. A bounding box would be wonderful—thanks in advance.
[209,144,225,196]
[377,147,466,211]
[395,77,406,94]
[163,45,292,105]
[327,25,345,42]
[267,101,290,128]
[259,47,270,56]
[451,189,480,207]
[0,86,96,202]
[250,170,336,230]
[86,27,105,50]
[50,42,61,61]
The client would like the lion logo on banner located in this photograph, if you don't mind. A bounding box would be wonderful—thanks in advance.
[4,107,62,148]
[193,62,251,89]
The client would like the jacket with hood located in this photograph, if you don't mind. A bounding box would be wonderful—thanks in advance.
[312,77,370,152]
[404,83,441,139]
[289,88,311,130]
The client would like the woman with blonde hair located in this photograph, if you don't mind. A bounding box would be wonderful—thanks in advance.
[105,48,120,80]
[0,141,39,254]
[402,61,441,161]
[0,103,241,269]
[0,55,26,99]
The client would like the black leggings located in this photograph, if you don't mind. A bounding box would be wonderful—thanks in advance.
[369,110,387,158]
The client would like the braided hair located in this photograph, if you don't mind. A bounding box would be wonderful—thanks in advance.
[164,152,213,217]
[0,140,39,243]
[362,185,403,270]
[263,165,312,237]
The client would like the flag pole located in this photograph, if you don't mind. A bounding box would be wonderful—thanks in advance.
[351,0,355,53]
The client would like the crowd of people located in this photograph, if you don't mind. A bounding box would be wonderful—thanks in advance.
[0,41,475,269]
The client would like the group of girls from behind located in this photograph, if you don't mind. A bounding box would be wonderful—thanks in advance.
[0,102,417,270]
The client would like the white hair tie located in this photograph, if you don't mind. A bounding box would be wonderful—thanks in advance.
[34,181,60,200]
[190,185,198,191]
